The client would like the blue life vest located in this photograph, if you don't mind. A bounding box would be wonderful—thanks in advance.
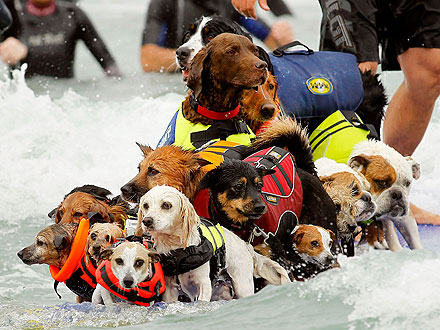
[269,41,364,119]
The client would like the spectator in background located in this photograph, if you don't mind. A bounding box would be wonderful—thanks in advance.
[0,0,121,78]
[0,0,12,34]
[140,0,294,72]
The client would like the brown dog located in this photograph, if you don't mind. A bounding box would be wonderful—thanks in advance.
[54,191,126,228]
[241,73,280,134]
[121,144,206,203]
[17,223,78,268]
[85,223,125,266]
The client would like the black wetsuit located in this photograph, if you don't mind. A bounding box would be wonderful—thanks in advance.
[2,0,117,78]
[0,0,12,34]
[319,0,440,70]
[142,0,292,49]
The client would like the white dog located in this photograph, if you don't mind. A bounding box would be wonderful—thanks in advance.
[348,140,422,251]
[138,185,290,302]
[92,241,163,306]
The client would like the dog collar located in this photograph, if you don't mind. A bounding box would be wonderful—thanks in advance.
[189,94,240,120]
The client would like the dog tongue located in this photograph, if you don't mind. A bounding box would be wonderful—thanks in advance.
[183,70,189,79]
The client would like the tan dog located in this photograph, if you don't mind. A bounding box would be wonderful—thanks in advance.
[54,191,126,228]
[92,241,161,306]
[85,223,125,266]
[321,181,358,240]
[17,223,78,268]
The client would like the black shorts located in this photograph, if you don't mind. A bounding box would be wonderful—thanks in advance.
[319,0,440,70]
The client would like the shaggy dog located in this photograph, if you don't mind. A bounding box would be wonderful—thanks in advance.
[85,223,125,266]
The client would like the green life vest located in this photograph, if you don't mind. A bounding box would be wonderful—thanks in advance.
[309,110,373,164]
[173,103,256,150]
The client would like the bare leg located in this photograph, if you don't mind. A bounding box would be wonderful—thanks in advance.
[383,48,440,224]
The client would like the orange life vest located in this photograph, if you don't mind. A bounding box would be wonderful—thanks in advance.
[95,259,165,306]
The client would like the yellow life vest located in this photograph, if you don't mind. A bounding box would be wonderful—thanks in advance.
[309,110,371,163]
[199,219,225,252]
[172,103,256,150]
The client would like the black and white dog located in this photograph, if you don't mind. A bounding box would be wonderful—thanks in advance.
[176,16,252,80]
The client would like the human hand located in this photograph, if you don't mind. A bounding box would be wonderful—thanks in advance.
[268,21,294,47]
[0,37,28,65]
[231,0,270,20]
[358,61,378,75]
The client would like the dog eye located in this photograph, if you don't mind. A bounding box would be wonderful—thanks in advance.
[148,167,159,176]
[226,48,236,56]
[403,180,411,188]
[90,233,97,240]
[162,202,172,210]
[256,182,263,192]
[311,240,320,247]
[375,180,389,189]
[58,210,64,217]
[135,259,144,268]
[143,202,149,210]
[115,258,124,265]
[253,48,259,55]
[351,186,360,196]
[207,34,214,41]
[73,212,82,218]
[233,183,244,191]
[105,235,110,242]
[334,203,341,213]
[268,83,275,90]
[36,239,44,246]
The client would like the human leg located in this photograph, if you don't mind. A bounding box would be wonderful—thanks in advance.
[383,47,440,156]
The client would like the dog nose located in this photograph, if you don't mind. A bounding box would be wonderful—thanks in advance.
[254,204,266,214]
[121,183,133,196]
[348,224,357,232]
[123,277,134,288]
[260,103,275,119]
[17,249,24,260]
[391,190,402,200]
[176,47,191,60]
[93,246,101,254]
[142,216,154,228]
[361,193,372,203]
[255,60,267,70]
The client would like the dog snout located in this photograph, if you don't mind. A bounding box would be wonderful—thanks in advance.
[253,203,267,215]
[122,276,134,289]
[176,46,191,61]
[391,190,403,201]
[260,103,275,119]
[361,193,372,203]
[142,216,154,229]
[121,183,134,197]
[255,60,267,71]
[93,245,101,254]
[17,248,34,265]
[348,223,358,233]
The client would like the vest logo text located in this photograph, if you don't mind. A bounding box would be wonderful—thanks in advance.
[306,76,333,95]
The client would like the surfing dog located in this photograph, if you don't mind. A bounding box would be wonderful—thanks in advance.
[85,223,125,267]
[51,185,127,228]
[137,185,290,302]
[92,241,164,306]
[17,223,78,268]
[348,140,422,251]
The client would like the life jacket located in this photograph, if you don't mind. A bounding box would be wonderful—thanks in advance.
[156,103,256,150]
[64,255,97,301]
[241,146,303,246]
[95,257,165,307]
[159,218,226,279]
[309,110,378,163]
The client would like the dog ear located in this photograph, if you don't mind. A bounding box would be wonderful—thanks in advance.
[136,142,153,157]
[54,207,63,224]
[54,234,70,250]
[187,47,210,99]
[148,251,161,264]
[348,154,371,173]
[319,175,335,185]
[178,192,199,248]
[99,247,114,261]
[291,230,304,246]
[405,156,421,180]
[328,229,338,247]
[257,46,274,75]
[256,167,276,178]
[198,168,220,190]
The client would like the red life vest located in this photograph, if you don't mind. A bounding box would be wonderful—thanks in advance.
[241,146,303,245]
[95,259,165,306]
[78,255,97,288]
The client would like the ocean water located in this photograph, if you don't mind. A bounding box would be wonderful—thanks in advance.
[1,0,440,329]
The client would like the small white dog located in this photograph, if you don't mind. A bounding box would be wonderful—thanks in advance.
[92,241,164,306]
[348,140,422,251]
[138,185,290,302]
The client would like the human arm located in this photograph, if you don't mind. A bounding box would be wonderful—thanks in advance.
[0,36,27,64]
[75,6,121,77]
[140,43,177,72]
[239,17,293,50]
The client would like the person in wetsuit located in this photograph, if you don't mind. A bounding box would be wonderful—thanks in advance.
[0,0,12,34]
[140,0,294,72]
[0,0,121,78]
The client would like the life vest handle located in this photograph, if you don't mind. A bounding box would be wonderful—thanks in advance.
[49,218,90,282]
